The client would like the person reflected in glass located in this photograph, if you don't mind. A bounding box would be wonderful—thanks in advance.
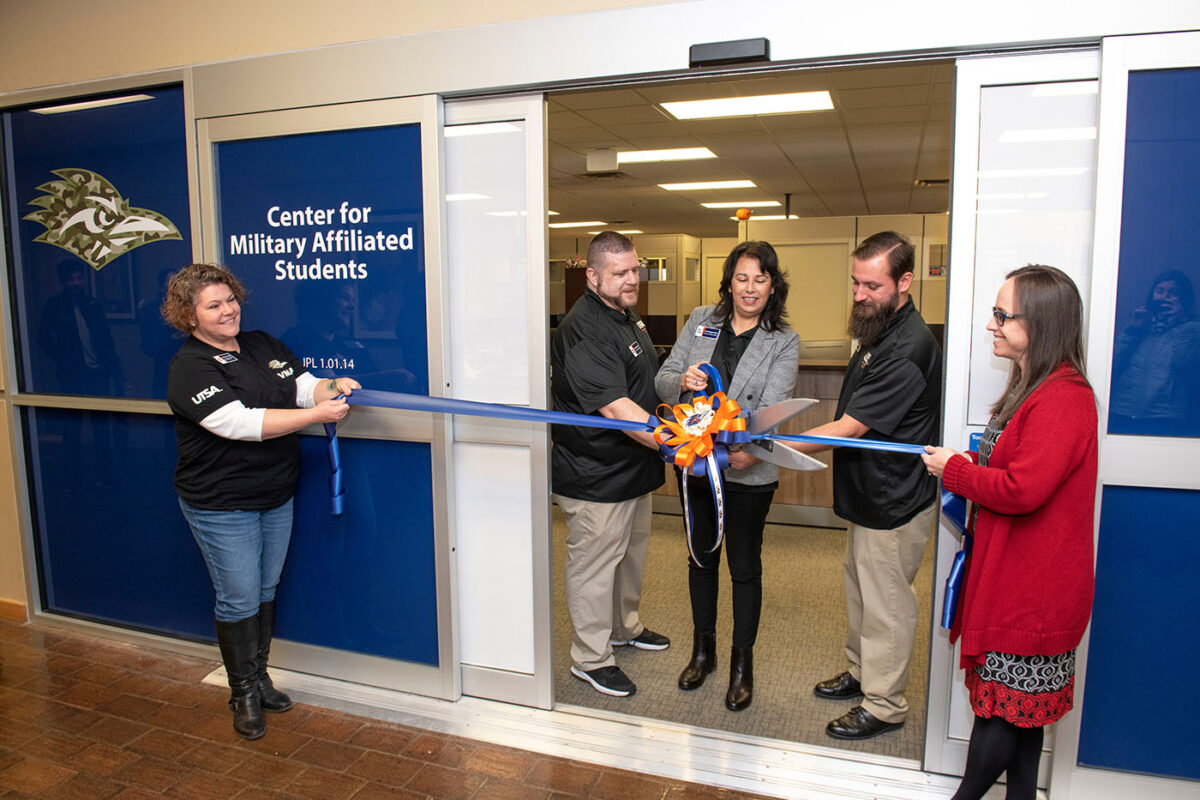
[283,279,378,383]
[138,267,182,397]
[38,258,126,486]
[1110,269,1200,436]
[654,241,799,711]
[922,265,1098,800]
[162,263,360,740]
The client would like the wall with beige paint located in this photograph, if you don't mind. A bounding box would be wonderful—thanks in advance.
[0,0,680,94]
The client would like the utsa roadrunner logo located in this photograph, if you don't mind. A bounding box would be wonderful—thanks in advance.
[23,168,182,269]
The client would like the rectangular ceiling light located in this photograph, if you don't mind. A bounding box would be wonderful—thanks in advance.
[31,94,155,115]
[589,229,644,235]
[728,214,799,221]
[662,91,833,120]
[617,147,716,164]
[548,220,607,228]
[659,180,755,191]
[702,200,781,209]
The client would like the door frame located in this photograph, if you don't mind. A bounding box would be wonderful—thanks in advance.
[1050,30,1200,800]
[195,95,461,701]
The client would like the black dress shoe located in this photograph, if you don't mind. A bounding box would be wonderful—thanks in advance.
[813,670,863,699]
[825,706,903,740]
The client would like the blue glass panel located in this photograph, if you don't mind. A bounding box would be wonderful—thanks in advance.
[1108,69,1200,437]
[28,407,440,665]
[26,407,215,637]
[279,436,439,665]
[1078,485,1200,780]
[3,86,193,400]
[213,125,428,395]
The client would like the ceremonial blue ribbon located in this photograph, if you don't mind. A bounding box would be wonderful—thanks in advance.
[324,421,345,516]
[762,432,928,454]
[346,389,653,432]
[674,363,746,565]
[941,533,972,630]
[320,385,928,518]
[940,488,971,629]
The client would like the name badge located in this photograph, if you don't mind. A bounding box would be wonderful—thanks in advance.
[629,341,643,357]
[696,325,720,339]
[213,352,238,364]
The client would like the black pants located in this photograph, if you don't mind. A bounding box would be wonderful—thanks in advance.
[678,472,774,649]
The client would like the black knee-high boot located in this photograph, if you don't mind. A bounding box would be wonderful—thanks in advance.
[214,616,266,740]
[725,645,753,711]
[678,632,717,690]
[256,601,293,713]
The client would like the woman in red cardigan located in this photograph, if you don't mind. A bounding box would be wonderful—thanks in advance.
[922,265,1098,800]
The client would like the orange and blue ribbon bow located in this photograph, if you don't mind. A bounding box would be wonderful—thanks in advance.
[652,363,751,565]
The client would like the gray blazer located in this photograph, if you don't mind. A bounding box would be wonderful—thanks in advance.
[655,305,800,485]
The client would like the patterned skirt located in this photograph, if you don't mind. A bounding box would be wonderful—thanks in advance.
[965,650,1076,728]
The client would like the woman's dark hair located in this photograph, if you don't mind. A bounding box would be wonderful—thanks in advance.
[991,264,1092,424]
[713,240,789,331]
[161,263,247,333]
[1144,269,1195,318]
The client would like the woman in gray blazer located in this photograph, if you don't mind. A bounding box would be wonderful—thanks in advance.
[655,241,799,711]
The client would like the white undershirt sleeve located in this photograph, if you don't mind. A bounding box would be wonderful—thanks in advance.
[199,401,267,442]
[295,371,319,409]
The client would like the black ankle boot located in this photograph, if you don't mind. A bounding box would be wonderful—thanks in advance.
[725,645,753,711]
[256,601,293,713]
[215,616,266,740]
[678,632,717,690]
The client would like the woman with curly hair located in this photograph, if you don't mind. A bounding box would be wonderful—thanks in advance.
[163,263,360,740]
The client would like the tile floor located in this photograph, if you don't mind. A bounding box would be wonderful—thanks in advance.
[0,618,773,799]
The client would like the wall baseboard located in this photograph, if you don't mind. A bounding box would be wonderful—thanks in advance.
[0,598,28,622]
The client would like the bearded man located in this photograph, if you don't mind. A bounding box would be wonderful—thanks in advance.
[785,231,942,740]
[551,231,669,698]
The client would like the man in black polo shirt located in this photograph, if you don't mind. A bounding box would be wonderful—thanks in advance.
[551,231,669,697]
[786,231,941,739]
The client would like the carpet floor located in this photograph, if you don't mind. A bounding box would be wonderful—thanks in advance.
[552,509,936,761]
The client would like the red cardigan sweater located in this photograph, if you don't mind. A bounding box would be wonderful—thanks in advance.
[942,365,1098,670]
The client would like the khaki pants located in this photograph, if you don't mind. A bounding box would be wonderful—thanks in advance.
[842,502,936,724]
[556,493,651,671]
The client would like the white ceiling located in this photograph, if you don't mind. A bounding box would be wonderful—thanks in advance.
[548,61,954,238]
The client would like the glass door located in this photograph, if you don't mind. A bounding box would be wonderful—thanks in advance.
[1050,30,1200,800]
[925,49,1101,784]
[196,96,460,700]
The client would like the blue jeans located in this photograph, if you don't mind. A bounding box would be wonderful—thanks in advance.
[179,497,294,622]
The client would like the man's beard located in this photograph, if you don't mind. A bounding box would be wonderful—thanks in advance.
[849,294,899,348]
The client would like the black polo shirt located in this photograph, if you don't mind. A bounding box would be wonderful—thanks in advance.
[551,289,664,502]
[833,299,941,529]
[168,330,305,511]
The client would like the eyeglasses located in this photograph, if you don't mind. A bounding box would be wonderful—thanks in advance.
[991,307,1024,327]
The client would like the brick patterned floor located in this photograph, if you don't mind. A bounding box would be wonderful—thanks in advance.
[0,619,771,799]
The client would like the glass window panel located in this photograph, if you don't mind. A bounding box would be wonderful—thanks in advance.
[1078,484,1200,779]
[966,81,1097,425]
[214,124,429,395]
[1107,68,1200,437]
[3,86,193,399]
[445,119,530,404]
